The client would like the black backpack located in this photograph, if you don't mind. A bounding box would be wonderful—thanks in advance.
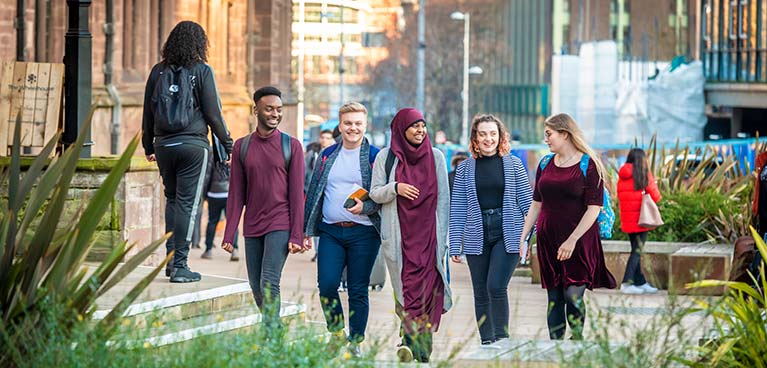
[151,65,197,133]
[239,131,292,172]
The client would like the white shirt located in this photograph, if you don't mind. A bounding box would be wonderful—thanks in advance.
[322,146,373,226]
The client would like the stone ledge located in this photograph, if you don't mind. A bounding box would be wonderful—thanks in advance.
[0,156,159,172]
[531,241,733,295]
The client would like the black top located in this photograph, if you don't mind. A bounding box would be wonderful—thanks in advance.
[475,155,505,210]
[141,62,233,155]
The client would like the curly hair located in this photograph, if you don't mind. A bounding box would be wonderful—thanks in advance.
[468,114,511,159]
[162,21,208,67]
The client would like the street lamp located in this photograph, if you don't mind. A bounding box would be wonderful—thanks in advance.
[450,11,482,147]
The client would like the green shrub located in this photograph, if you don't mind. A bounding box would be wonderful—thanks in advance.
[0,111,169,365]
[4,299,379,367]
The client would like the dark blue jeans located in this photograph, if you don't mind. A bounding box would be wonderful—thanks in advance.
[466,208,520,343]
[317,222,380,342]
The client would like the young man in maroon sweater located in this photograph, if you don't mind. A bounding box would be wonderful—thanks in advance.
[222,86,306,326]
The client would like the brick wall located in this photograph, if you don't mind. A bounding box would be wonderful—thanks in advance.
[0,0,296,157]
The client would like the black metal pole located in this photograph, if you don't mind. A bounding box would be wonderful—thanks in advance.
[16,0,26,61]
[63,0,92,157]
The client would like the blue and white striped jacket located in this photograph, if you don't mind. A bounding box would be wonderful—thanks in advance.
[449,154,533,255]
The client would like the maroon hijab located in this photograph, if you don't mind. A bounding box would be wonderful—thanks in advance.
[389,108,444,332]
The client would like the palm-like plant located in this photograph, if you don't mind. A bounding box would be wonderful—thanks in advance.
[683,225,767,367]
[0,111,170,361]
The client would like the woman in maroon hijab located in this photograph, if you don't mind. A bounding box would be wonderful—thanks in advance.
[370,108,452,363]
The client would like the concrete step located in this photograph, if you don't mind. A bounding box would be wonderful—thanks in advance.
[93,282,254,327]
[110,301,310,348]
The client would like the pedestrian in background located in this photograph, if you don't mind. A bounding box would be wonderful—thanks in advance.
[222,86,305,328]
[519,113,616,340]
[449,114,533,345]
[142,20,233,283]
[306,129,335,262]
[304,102,382,357]
[370,108,452,363]
[448,151,469,194]
[617,148,661,294]
[201,136,239,261]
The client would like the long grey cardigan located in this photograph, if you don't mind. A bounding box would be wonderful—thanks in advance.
[369,147,453,313]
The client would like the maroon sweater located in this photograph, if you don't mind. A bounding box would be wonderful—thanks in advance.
[224,129,305,245]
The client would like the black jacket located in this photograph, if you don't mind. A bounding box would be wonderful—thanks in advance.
[141,62,234,155]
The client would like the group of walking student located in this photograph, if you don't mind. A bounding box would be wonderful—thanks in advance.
[144,21,665,363]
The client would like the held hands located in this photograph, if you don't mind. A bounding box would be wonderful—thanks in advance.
[288,242,305,254]
[450,255,462,264]
[557,238,577,261]
[302,237,314,250]
[396,183,420,200]
[347,198,364,215]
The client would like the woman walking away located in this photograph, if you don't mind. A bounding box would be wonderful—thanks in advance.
[370,108,452,363]
[142,21,234,283]
[519,113,616,340]
[617,148,661,294]
[449,114,532,345]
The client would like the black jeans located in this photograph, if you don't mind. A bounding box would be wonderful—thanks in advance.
[466,208,519,343]
[205,197,238,251]
[622,232,648,285]
[244,231,289,327]
[546,284,587,340]
[155,142,210,269]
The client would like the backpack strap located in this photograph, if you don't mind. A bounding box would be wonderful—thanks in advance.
[369,145,380,166]
[239,133,252,170]
[539,153,554,170]
[579,154,590,177]
[384,150,396,183]
[281,132,291,172]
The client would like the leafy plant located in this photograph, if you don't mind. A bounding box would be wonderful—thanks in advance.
[682,225,767,367]
[608,135,756,244]
[0,111,170,364]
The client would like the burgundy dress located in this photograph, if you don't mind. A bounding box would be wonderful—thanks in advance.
[533,157,616,290]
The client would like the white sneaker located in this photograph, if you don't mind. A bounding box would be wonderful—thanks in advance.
[620,283,644,295]
[637,283,658,294]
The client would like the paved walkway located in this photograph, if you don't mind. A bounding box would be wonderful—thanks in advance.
[184,241,709,364]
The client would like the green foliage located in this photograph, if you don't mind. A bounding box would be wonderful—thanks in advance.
[608,135,755,244]
[682,226,767,367]
[3,300,379,367]
[0,111,170,365]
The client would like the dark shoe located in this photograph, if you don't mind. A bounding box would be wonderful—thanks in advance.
[201,250,213,259]
[191,243,201,249]
[230,248,239,261]
[310,253,317,262]
[396,345,413,363]
[165,264,172,277]
[170,267,202,283]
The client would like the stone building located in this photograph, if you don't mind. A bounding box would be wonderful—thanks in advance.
[0,0,296,155]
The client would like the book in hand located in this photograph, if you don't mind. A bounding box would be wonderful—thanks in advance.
[344,185,369,209]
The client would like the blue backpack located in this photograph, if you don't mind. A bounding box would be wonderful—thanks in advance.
[539,153,614,239]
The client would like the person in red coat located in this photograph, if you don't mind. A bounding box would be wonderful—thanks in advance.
[617,148,662,294]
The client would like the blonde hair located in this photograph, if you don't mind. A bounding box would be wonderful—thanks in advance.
[544,113,607,184]
[468,114,511,159]
[338,102,368,120]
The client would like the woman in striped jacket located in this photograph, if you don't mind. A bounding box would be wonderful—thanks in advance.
[449,114,533,345]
